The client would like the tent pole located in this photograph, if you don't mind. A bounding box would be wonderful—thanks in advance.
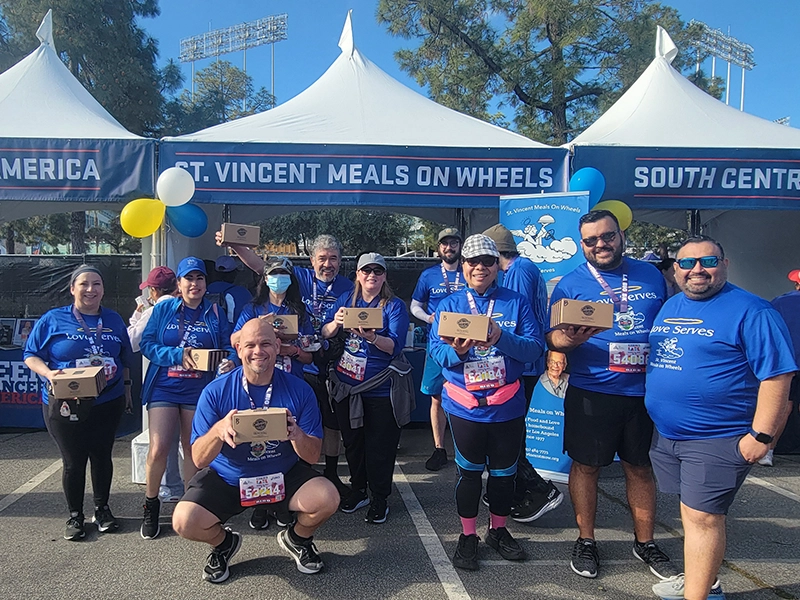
[689,209,701,236]
[455,208,467,237]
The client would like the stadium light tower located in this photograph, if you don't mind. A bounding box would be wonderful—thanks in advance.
[179,14,288,106]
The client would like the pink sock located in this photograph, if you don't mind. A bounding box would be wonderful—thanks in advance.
[460,517,478,536]
[490,513,507,530]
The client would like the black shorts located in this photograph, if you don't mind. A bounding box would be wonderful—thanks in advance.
[564,385,653,468]
[304,372,339,431]
[182,460,321,524]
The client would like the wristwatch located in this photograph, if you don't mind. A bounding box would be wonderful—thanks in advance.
[749,428,774,444]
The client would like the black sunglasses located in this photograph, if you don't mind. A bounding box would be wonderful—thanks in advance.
[581,231,618,247]
[465,256,498,267]
[676,256,721,270]
[360,266,386,276]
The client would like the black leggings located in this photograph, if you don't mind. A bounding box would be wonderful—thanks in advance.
[43,396,125,515]
[516,376,551,498]
[449,414,524,518]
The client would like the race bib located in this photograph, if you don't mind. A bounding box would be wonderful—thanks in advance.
[239,472,286,506]
[608,342,650,373]
[76,355,117,379]
[337,351,367,382]
[167,365,202,379]
[463,356,507,392]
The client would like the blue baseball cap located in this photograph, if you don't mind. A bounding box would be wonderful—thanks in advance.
[176,256,207,278]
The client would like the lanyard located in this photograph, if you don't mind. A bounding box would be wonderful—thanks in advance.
[312,279,335,316]
[177,303,200,349]
[242,375,273,410]
[441,264,461,294]
[465,291,496,317]
[360,294,380,309]
[72,305,103,355]
[587,263,628,313]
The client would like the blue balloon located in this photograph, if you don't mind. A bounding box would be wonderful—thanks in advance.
[166,204,208,238]
[569,167,606,206]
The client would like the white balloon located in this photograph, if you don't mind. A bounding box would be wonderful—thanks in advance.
[156,167,195,207]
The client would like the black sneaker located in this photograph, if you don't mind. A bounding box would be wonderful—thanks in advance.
[249,506,270,530]
[511,482,564,523]
[203,528,242,583]
[485,527,527,561]
[633,539,679,580]
[277,528,324,574]
[365,496,388,524]
[425,448,448,471]
[571,537,599,578]
[340,488,370,513]
[452,533,480,571]
[64,513,85,541]
[93,505,119,533]
[140,497,161,540]
[324,472,352,501]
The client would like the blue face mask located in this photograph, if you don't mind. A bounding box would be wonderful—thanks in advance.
[267,274,292,294]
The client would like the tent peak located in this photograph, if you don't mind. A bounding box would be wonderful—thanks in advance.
[36,9,55,51]
[655,25,677,64]
[338,10,355,58]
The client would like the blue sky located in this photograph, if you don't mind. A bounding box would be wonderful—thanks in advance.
[144,0,800,128]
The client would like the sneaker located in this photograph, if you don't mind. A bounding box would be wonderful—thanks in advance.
[633,539,679,580]
[277,528,324,574]
[570,537,599,578]
[340,488,370,513]
[93,505,119,533]
[140,497,161,540]
[758,449,774,467]
[64,513,85,541]
[452,533,480,571]
[485,527,526,561]
[203,528,242,583]
[324,472,352,500]
[272,509,295,528]
[652,574,725,599]
[365,496,389,524]
[511,482,564,523]
[425,448,448,471]
[159,485,183,503]
[249,506,270,530]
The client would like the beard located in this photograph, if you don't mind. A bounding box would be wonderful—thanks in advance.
[442,252,461,265]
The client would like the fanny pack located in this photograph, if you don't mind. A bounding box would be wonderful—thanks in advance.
[443,380,520,410]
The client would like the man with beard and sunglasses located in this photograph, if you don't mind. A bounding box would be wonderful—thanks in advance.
[411,227,465,471]
[547,210,674,581]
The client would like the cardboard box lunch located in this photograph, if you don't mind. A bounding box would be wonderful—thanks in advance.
[342,307,383,330]
[438,312,490,342]
[50,366,107,399]
[233,407,289,443]
[190,349,228,372]
[271,314,299,337]
[549,298,614,331]
[220,222,261,247]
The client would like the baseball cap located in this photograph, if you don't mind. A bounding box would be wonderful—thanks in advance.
[437,227,462,244]
[788,269,800,284]
[461,234,500,259]
[139,266,177,290]
[215,256,238,272]
[482,224,516,253]
[176,256,207,278]
[264,256,294,276]
[357,252,387,271]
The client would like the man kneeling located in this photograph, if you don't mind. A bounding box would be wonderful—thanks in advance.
[173,318,339,583]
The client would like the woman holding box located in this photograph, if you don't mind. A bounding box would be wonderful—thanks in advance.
[429,235,545,571]
[322,253,410,524]
[139,257,234,540]
[24,264,134,541]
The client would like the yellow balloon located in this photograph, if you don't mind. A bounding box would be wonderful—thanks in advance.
[592,200,633,231]
[120,198,165,238]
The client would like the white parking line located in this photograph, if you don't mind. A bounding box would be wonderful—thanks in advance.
[746,475,800,503]
[394,463,471,600]
[0,459,62,513]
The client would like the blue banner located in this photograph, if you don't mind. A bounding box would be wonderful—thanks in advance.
[159,142,568,208]
[525,377,571,483]
[0,348,44,428]
[574,146,800,210]
[0,138,155,202]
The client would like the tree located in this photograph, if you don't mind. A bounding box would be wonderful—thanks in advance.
[625,220,686,258]
[86,216,141,253]
[377,0,722,145]
[8,213,71,252]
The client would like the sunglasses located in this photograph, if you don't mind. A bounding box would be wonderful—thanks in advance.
[581,231,618,247]
[676,256,721,270]
[360,266,386,276]
[465,256,498,267]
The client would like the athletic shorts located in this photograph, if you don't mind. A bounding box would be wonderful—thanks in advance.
[649,429,751,515]
[564,385,653,467]
[421,352,445,396]
[182,460,321,524]
[148,400,196,410]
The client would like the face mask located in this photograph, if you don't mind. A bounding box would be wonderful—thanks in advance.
[267,274,292,294]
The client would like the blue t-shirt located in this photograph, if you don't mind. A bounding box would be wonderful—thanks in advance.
[502,256,548,376]
[191,367,323,487]
[646,283,798,440]
[24,305,133,405]
[412,263,465,328]
[430,284,544,423]
[234,302,315,378]
[771,290,800,365]
[328,293,409,396]
[549,258,667,396]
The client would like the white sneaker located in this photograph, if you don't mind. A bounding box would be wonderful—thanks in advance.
[652,574,726,599]
[757,449,774,467]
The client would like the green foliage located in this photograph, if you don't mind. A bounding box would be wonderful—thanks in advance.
[86,216,141,254]
[625,219,687,258]
[8,213,71,252]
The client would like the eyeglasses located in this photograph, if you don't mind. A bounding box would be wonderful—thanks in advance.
[548,360,566,367]
[360,266,386,276]
[439,239,461,248]
[676,256,721,270]
[465,256,498,267]
[581,231,618,247]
